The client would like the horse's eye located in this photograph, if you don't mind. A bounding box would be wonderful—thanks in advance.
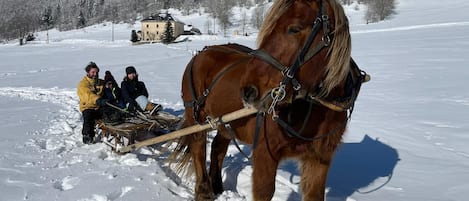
[288,26,301,35]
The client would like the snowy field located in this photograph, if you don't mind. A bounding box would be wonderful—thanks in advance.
[1,1,469,200]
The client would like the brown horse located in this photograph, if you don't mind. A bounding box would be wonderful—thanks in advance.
[170,0,367,200]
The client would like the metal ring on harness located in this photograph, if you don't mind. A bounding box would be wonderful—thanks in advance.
[268,85,287,118]
[270,85,286,101]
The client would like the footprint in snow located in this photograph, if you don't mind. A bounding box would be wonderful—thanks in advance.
[106,186,134,201]
[53,176,80,191]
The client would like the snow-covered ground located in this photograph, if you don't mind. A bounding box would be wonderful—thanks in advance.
[1,1,469,200]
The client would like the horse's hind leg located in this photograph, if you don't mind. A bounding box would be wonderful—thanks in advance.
[209,131,231,195]
[300,156,331,201]
[190,132,214,200]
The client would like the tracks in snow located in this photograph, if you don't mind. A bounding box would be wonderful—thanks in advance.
[352,21,469,34]
[0,87,82,152]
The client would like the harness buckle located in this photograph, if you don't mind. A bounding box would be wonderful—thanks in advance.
[281,67,289,76]
[292,79,301,91]
[286,69,295,79]
[206,116,216,129]
[321,15,329,21]
[322,35,331,46]
[203,89,210,97]
[314,16,322,25]
[293,82,301,91]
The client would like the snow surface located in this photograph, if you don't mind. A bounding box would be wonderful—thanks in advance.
[1,1,469,200]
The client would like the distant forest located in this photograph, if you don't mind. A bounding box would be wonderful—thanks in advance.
[0,0,394,42]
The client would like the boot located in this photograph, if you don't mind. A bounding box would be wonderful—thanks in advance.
[83,135,93,144]
[146,102,162,116]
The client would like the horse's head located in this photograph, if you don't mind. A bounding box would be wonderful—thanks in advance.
[257,0,351,98]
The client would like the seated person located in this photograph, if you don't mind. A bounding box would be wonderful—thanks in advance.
[121,66,162,115]
[77,61,104,144]
[93,70,126,123]
[103,70,125,109]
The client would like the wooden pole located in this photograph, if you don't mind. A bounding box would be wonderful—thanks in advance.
[117,107,258,154]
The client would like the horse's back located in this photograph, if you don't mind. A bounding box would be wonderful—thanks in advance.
[181,43,255,118]
[190,43,253,71]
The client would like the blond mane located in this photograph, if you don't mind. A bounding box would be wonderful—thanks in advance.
[257,0,351,96]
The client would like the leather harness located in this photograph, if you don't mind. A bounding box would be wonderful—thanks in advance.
[183,0,369,157]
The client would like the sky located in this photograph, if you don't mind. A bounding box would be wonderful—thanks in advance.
[1,0,469,200]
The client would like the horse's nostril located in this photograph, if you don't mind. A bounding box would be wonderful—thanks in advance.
[242,85,259,103]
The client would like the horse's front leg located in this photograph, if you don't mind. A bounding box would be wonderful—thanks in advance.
[209,131,231,195]
[299,155,332,201]
[190,132,214,201]
[252,142,279,201]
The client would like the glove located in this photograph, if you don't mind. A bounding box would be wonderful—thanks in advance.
[96,98,109,106]
[128,102,144,112]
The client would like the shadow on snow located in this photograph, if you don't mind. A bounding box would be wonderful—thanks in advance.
[222,134,399,201]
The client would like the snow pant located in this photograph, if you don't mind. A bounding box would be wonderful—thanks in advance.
[81,109,102,144]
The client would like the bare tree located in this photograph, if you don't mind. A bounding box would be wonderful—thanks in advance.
[202,0,234,36]
[365,0,396,23]
[181,1,199,15]
[204,19,213,35]
[240,10,248,36]
[340,0,352,5]
[254,0,264,4]
[237,0,252,8]
[217,0,235,36]
[0,0,278,41]
[251,4,266,30]
[0,0,42,44]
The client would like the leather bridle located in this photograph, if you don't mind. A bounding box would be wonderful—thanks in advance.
[250,0,334,120]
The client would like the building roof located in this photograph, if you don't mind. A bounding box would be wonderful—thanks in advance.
[141,13,184,24]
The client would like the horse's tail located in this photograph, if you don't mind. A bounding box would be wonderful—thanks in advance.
[167,117,195,177]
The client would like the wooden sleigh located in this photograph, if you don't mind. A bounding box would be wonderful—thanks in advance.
[96,110,182,152]
[95,106,258,154]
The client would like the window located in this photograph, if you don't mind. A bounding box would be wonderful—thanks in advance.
[146,24,149,28]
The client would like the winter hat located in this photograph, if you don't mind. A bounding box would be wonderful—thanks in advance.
[104,71,115,84]
[125,66,137,75]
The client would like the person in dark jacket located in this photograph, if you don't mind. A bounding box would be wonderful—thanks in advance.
[103,71,125,109]
[121,66,161,115]
[95,70,126,123]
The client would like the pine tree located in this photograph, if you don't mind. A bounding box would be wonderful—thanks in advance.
[130,30,139,42]
[162,19,175,44]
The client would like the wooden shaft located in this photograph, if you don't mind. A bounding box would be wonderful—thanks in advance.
[117,107,258,154]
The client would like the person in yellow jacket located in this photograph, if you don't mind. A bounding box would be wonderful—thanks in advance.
[77,62,106,144]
